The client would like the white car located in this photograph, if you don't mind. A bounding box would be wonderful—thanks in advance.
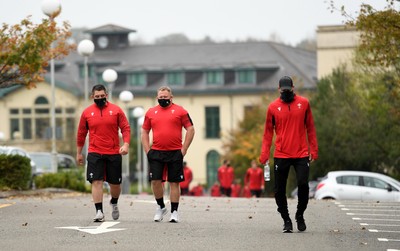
[29,152,77,175]
[315,170,400,202]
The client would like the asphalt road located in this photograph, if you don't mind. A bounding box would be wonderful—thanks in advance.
[0,190,399,251]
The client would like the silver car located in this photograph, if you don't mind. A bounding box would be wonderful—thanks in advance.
[29,152,77,175]
[315,170,400,202]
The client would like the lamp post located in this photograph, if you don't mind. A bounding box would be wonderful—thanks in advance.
[41,0,61,174]
[132,107,145,193]
[77,39,94,179]
[77,39,95,106]
[119,90,134,194]
[102,69,118,102]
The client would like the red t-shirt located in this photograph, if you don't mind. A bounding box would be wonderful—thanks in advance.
[180,166,193,189]
[245,167,264,190]
[218,166,234,188]
[142,103,193,150]
[76,102,130,154]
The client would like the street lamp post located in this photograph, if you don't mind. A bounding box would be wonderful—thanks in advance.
[77,39,94,179]
[41,0,61,174]
[132,107,145,193]
[119,91,134,194]
[102,69,118,102]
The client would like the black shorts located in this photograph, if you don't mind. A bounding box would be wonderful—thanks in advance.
[86,153,122,184]
[147,149,184,182]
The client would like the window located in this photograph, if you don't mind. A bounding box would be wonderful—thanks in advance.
[336,175,360,186]
[205,107,220,138]
[167,71,184,85]
[206,70,223,85]
[362,176,389,190]
[128,72,146,86]
[79,65,95,79]
[237,69,255,84]
[206,150,220,187]
[9,97,75,141]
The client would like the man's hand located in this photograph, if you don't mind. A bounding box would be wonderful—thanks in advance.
[119,143,129,155]
[76,153,84,165]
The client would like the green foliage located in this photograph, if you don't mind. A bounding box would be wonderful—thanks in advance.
[34,169,90,193]
[0,154,31,190]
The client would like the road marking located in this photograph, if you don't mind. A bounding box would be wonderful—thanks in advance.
[339,205,400,208]
[133,199,170,204]
[379,238,400,242]
[369,229,400,233]
[56,222,126,235]
[353,217,400,222]
[342,208,398,212]
[0,203,15,209]
[347,213,400,217]
[360,223,400,227]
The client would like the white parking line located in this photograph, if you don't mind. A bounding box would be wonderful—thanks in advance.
[379,238,400,242]
[338,204,400,208]
[347,213,400,217]
[360,223,400,227]
[353,217,400,222]
[341,208,398,212]
[369,229,400,233]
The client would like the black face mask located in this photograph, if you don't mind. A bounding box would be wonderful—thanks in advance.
[94,97,107,108]
[158,99,171,108]
[280,90,295,103]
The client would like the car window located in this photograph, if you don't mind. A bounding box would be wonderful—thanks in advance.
[336,175,360,186]
[362,176,399,191]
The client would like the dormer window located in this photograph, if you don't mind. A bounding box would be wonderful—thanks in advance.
[237,69,255,84]
[167,71,184,86]
[128,72,146,86]
[206,70,224,85]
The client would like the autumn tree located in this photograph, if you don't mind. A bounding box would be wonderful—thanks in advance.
[0,15,75,89]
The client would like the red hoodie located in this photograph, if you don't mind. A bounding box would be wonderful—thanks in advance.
[259,95,318,164]
[218,165,234,189]
[245,167,264,190]
[77,102,130,154]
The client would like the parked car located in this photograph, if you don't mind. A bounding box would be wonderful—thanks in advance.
[29,152,77,175]
[315,170,400,202]
[290,180,319,199]
[0,146,37,187]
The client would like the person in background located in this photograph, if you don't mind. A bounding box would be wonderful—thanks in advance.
[259,76,318,233]
[217,160,234,197]
[210,182,221,197]
[230,179,242,197]
[180,161,193,195]
[76,84,130,222]
[189,183,204,196]
[141,86,195,223]
[244,160,264,198]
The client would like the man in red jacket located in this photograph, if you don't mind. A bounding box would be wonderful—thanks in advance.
[244,160,264,198]
[217,160,234,197]
[259,76,318,233]
[180,161,193,195]
[76,84,130,222]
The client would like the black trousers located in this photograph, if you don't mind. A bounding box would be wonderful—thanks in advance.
[273,157,310,220]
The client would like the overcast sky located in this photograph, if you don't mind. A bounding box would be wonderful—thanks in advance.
[0,0,393,46]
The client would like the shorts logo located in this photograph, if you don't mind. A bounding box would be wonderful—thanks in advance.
[180,175,183,180]
[149,172,153,178]
[90,173,94,179]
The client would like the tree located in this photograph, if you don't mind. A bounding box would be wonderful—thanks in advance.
[0,16,75,89]
[154,33,191,45]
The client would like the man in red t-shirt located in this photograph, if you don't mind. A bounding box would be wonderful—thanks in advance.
[180,161,193,195]
[244,160,264,198]
[142,86,195,223]
[76,84,130,222]
[217,160,234,197]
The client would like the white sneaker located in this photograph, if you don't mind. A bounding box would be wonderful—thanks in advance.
[153,207,168,222]
[169,210,179,223]
[93,210,105,222]
[110,203,119,220]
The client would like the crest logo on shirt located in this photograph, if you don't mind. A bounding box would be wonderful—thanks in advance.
[297,103,302,109]
[278,107,282,111]
[91,112,94,116]
[155,111,158,114]
[109,110,113,115]
[171,109,175,114]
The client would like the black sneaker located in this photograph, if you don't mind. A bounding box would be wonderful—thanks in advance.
[283,219,293,233]
[296,215,306,232]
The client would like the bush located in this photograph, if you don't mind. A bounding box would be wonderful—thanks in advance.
[0,154,31,190]
[34,169,90,193]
